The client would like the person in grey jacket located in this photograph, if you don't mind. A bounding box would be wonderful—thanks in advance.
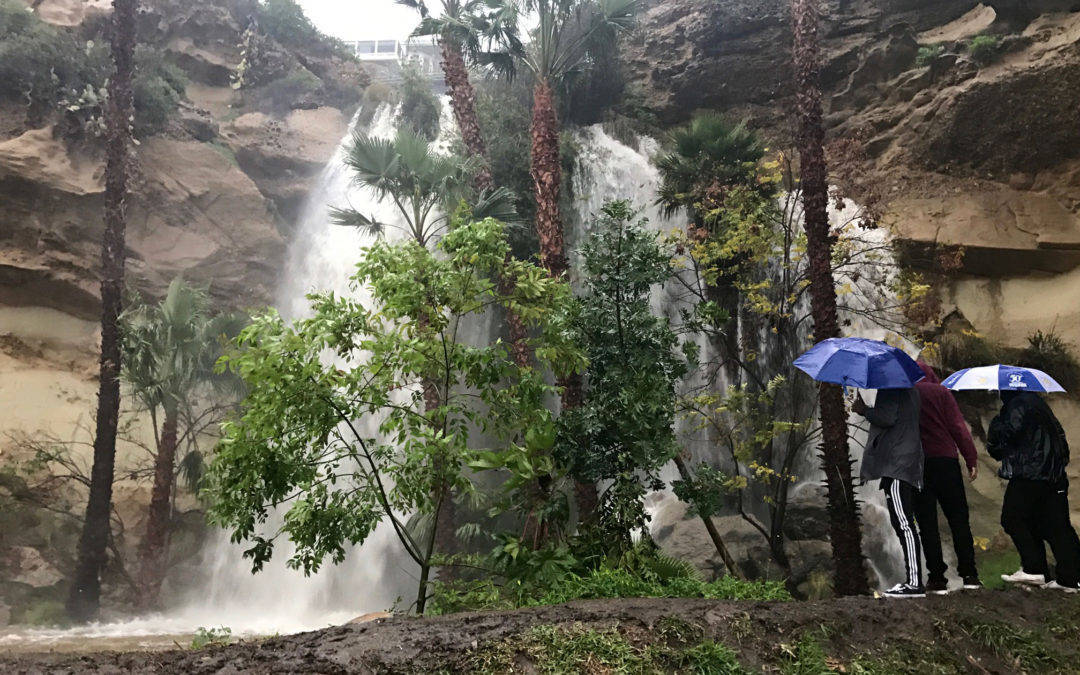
[853,387,924,597]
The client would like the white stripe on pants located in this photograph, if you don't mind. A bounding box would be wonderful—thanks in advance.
[888,478,921,587]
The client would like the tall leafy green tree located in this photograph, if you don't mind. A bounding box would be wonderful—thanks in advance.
[68,0,138,623]
[791,0,869,595]
[207,218,582,614]
[556,201,693,555]
[120,279,244,608]
[656,113,772,385]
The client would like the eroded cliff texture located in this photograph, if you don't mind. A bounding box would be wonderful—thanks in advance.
[631,0,1080,573]
[0,0,363,616]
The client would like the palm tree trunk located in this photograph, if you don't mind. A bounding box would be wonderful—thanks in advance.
[67,0,137,623]
[791,0,870,596]
[530,78,567,279]
[439,38,530,369]
[136,409,178,608]
[441,39,492,191]
[529,77,596,524]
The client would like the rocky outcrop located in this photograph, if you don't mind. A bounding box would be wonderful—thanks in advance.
[626,0,979,122]
[224,107,349,227]
[0,0,363,622]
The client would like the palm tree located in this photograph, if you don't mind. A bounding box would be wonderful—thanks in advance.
[67,0,138,623]
[398,0,521,193]
[517,0,637,279]
[332,127,513,247]
[398,0,530,367]
[656,113,770,386]
[791,0,869,596]
[121,279,243,608]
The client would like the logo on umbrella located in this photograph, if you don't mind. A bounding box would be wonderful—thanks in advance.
[1008,373,1028,388]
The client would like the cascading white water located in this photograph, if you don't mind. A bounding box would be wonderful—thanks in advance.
[0,104,422,646]
[166,103,418,635]
[568,123,915,589]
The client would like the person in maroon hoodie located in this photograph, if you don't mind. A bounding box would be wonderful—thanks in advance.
[913,360,981,593]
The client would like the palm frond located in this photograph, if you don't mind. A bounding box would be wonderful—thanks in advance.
[330,206,385,237]
[471,186,520,224]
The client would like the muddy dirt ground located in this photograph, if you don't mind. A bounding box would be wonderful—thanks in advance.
[1,588,1078,673]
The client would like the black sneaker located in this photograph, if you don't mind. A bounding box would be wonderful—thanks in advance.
[926,579,949,595]
[884,583,926,598]
[961,576,983,590]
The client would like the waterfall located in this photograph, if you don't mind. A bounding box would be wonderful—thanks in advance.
[165,103,417,635]
[569,124,914,589]
[0,104,421,644]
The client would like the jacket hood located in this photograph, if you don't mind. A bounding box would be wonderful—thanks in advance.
[916,360,940,384]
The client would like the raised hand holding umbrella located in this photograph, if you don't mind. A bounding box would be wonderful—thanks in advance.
[793,337,925,390]
[793,336,928,598]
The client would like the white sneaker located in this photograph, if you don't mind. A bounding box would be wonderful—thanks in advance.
[1001,569,1046,585]
[1043,581,1080,594]
[883,583,926,598]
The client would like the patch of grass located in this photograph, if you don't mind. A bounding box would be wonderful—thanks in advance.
[961,617,1066,672]
[916,44,944,67]
[849,647,962,675]
[206,141,239,169]
[778,634,832,675]
[967,34,1002,65]
[976,547,1021,591]
[468,623,747,674]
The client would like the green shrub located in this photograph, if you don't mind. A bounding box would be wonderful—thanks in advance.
[0,0,108,115]
[935,329,1005,373]
[0,3,184,135]
[967,34,1002,65]
[257,0,354,60]
[1019,330,1080,393]
[17,599,67,627]
[396,60,440,141]
[190,625,233,649]
[132,47,188,136]
[431,566,791,615]
[915,44,943,67]
[255,67,320,112]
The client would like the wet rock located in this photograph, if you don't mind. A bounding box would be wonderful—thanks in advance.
[5,547,63,588]
[178,106,219,142]
[224,107,348,226]
[626,0,980,122]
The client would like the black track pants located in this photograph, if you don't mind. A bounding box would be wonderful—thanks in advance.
[913,457,978,583]
[883,477,923,587]
[1002,478,1080,587]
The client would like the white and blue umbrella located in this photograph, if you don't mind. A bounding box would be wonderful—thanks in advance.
[941,364,1066,393]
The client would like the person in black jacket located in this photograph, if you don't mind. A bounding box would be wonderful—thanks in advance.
[988,390,1080,592]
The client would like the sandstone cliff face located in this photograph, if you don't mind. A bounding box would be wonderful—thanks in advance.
[0,1,360,615]
[630,0,1080,538]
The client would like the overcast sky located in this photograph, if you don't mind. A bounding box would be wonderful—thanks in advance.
[298,0,422,41]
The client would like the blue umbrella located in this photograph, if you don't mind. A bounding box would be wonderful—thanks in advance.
[793,337,925,389]
[941,364,1065,393]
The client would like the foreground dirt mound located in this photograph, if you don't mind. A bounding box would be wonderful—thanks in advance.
[2,589,1079,673]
